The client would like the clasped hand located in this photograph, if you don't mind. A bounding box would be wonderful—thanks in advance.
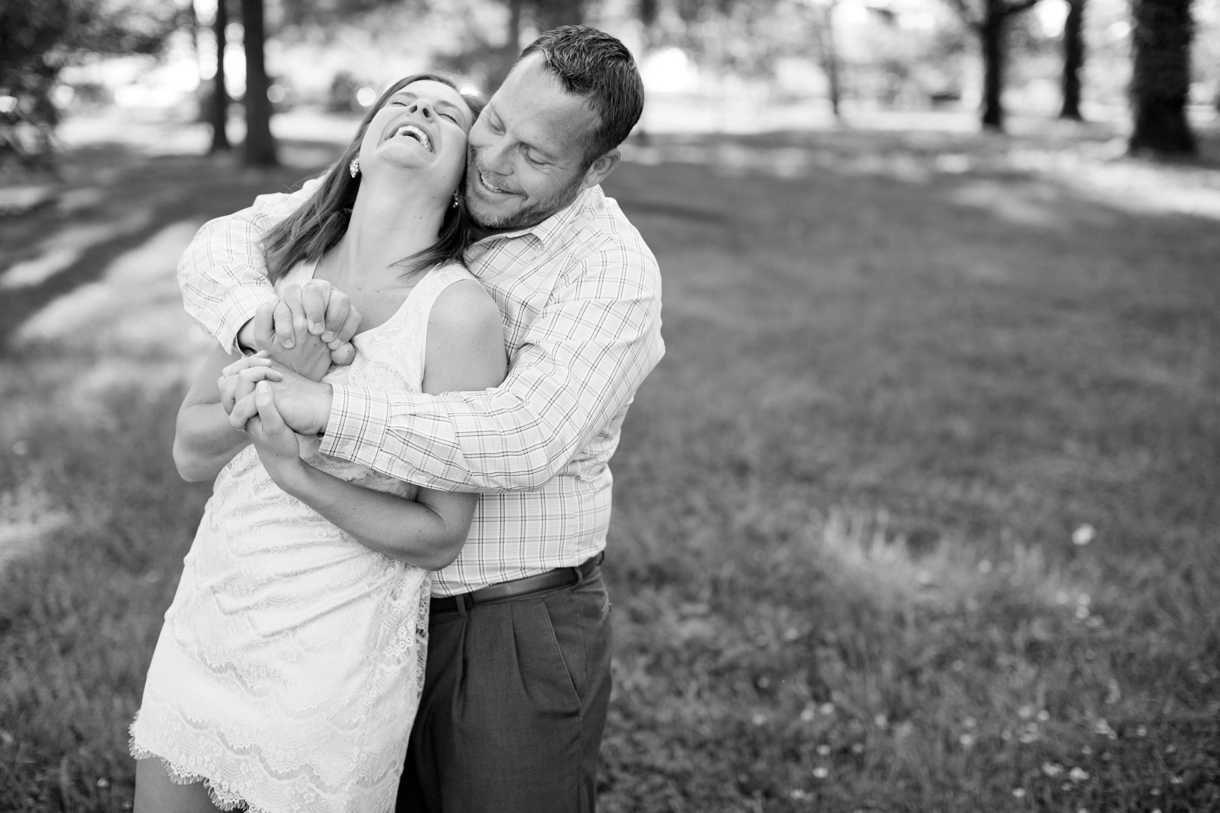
[218,354,332,437]
[239,279,363,376]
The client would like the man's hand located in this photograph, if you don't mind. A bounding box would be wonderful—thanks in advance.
[218,352,283,415]
[251,300,332,381]
[246,381,307,490]
[230,363,334,437]
[237,280,362,368]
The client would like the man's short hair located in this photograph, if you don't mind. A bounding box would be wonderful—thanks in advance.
[519,25,645,167]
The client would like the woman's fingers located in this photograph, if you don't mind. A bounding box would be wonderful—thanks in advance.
[220,351,271,379]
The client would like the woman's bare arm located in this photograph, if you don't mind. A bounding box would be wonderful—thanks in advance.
[249,279,507,569]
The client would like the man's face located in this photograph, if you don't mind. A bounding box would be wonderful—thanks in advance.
[464,54,602,232]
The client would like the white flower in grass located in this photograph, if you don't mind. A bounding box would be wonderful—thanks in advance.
[1081,745,1092,756]
[1042,762,1063,777]
[813,766,829,779]
[1069,767,1089,782]
[851,742,865,754]
[978,559,993,574]
[819,702,836,716]
[752,712,767,726]
[874,713,888,729]
[1061,782,1073,792]
[959,733,976,748]
[96,778,110,788]
[1036,709,1050,722]
[1075,604,1091,620]
[1170,776,1183,785]
[817,744,831,756]
[1086,615,1104,628]
[801,707,816,722]
[963,716,977,729]
[1012,788,1026,799]
[1136,725,1147,737]
[1018,705,1035,719]
[1093,719,1117,738]
[790,789,811,800]
[1073,524,1096,545]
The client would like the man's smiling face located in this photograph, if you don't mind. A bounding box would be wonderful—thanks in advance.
[464,54,605,232]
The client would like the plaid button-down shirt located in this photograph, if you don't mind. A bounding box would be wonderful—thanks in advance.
[178,181,664,595]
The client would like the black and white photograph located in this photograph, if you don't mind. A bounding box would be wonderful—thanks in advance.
[1,0,1218,810]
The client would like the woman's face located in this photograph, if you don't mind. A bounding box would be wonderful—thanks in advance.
[357,79,475,200]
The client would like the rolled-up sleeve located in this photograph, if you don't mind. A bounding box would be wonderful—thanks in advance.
[178,183,316,350]
[319,239,664,492]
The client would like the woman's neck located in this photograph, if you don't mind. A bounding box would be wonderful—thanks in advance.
[328,176,448,285]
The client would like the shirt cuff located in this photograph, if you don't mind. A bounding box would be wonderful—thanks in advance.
[218,288,275,354]
[318,384,391,466]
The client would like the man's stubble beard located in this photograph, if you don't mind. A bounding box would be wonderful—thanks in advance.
[463,160,584,233]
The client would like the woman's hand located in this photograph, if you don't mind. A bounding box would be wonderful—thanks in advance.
[247,381,307,491]
[218,352,283,415]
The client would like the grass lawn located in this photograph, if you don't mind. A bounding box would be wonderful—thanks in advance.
[1,113,1219,812]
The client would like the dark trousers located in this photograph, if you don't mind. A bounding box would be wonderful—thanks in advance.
[396,568,613,813]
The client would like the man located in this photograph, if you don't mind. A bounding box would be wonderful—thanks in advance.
[177,25,663,813]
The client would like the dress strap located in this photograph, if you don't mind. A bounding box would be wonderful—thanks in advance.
[404,263,479,376]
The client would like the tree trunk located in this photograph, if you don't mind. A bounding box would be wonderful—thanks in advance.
[1129,0,1195,154]
[1059,0,1085,120]
[489,0,523,90]
[210,0,231,152]
[241,0,277,167]
[820,0,843,119]
[979,0,1005,130]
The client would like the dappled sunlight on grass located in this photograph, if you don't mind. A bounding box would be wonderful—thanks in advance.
[624,121,1220,225]
[1,210,157,290]
[14,220,214,380]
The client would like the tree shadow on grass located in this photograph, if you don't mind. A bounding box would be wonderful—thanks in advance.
[0,139,339,356]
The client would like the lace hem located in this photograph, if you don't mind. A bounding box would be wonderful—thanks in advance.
[130,738,258,812]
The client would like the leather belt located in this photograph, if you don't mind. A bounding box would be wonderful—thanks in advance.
[431,552,604,613]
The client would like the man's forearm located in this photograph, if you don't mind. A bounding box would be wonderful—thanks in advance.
[178,188,311,349]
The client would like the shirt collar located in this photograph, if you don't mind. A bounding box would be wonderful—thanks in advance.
[472,186,601,249]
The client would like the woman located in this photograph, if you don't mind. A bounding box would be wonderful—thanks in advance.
[129,73,505,813]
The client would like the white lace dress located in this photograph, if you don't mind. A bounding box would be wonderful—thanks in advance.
[130,261,475,813]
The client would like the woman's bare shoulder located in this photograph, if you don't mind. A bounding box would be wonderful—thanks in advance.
[429,276,502,335]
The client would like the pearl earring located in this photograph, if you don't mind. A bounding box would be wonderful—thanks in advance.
[452,191,460,209]
[349,158,360,178]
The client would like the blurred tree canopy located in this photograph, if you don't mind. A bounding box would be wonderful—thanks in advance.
[0,0,180,169]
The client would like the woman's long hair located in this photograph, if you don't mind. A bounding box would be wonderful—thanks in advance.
[261,72,487,284]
